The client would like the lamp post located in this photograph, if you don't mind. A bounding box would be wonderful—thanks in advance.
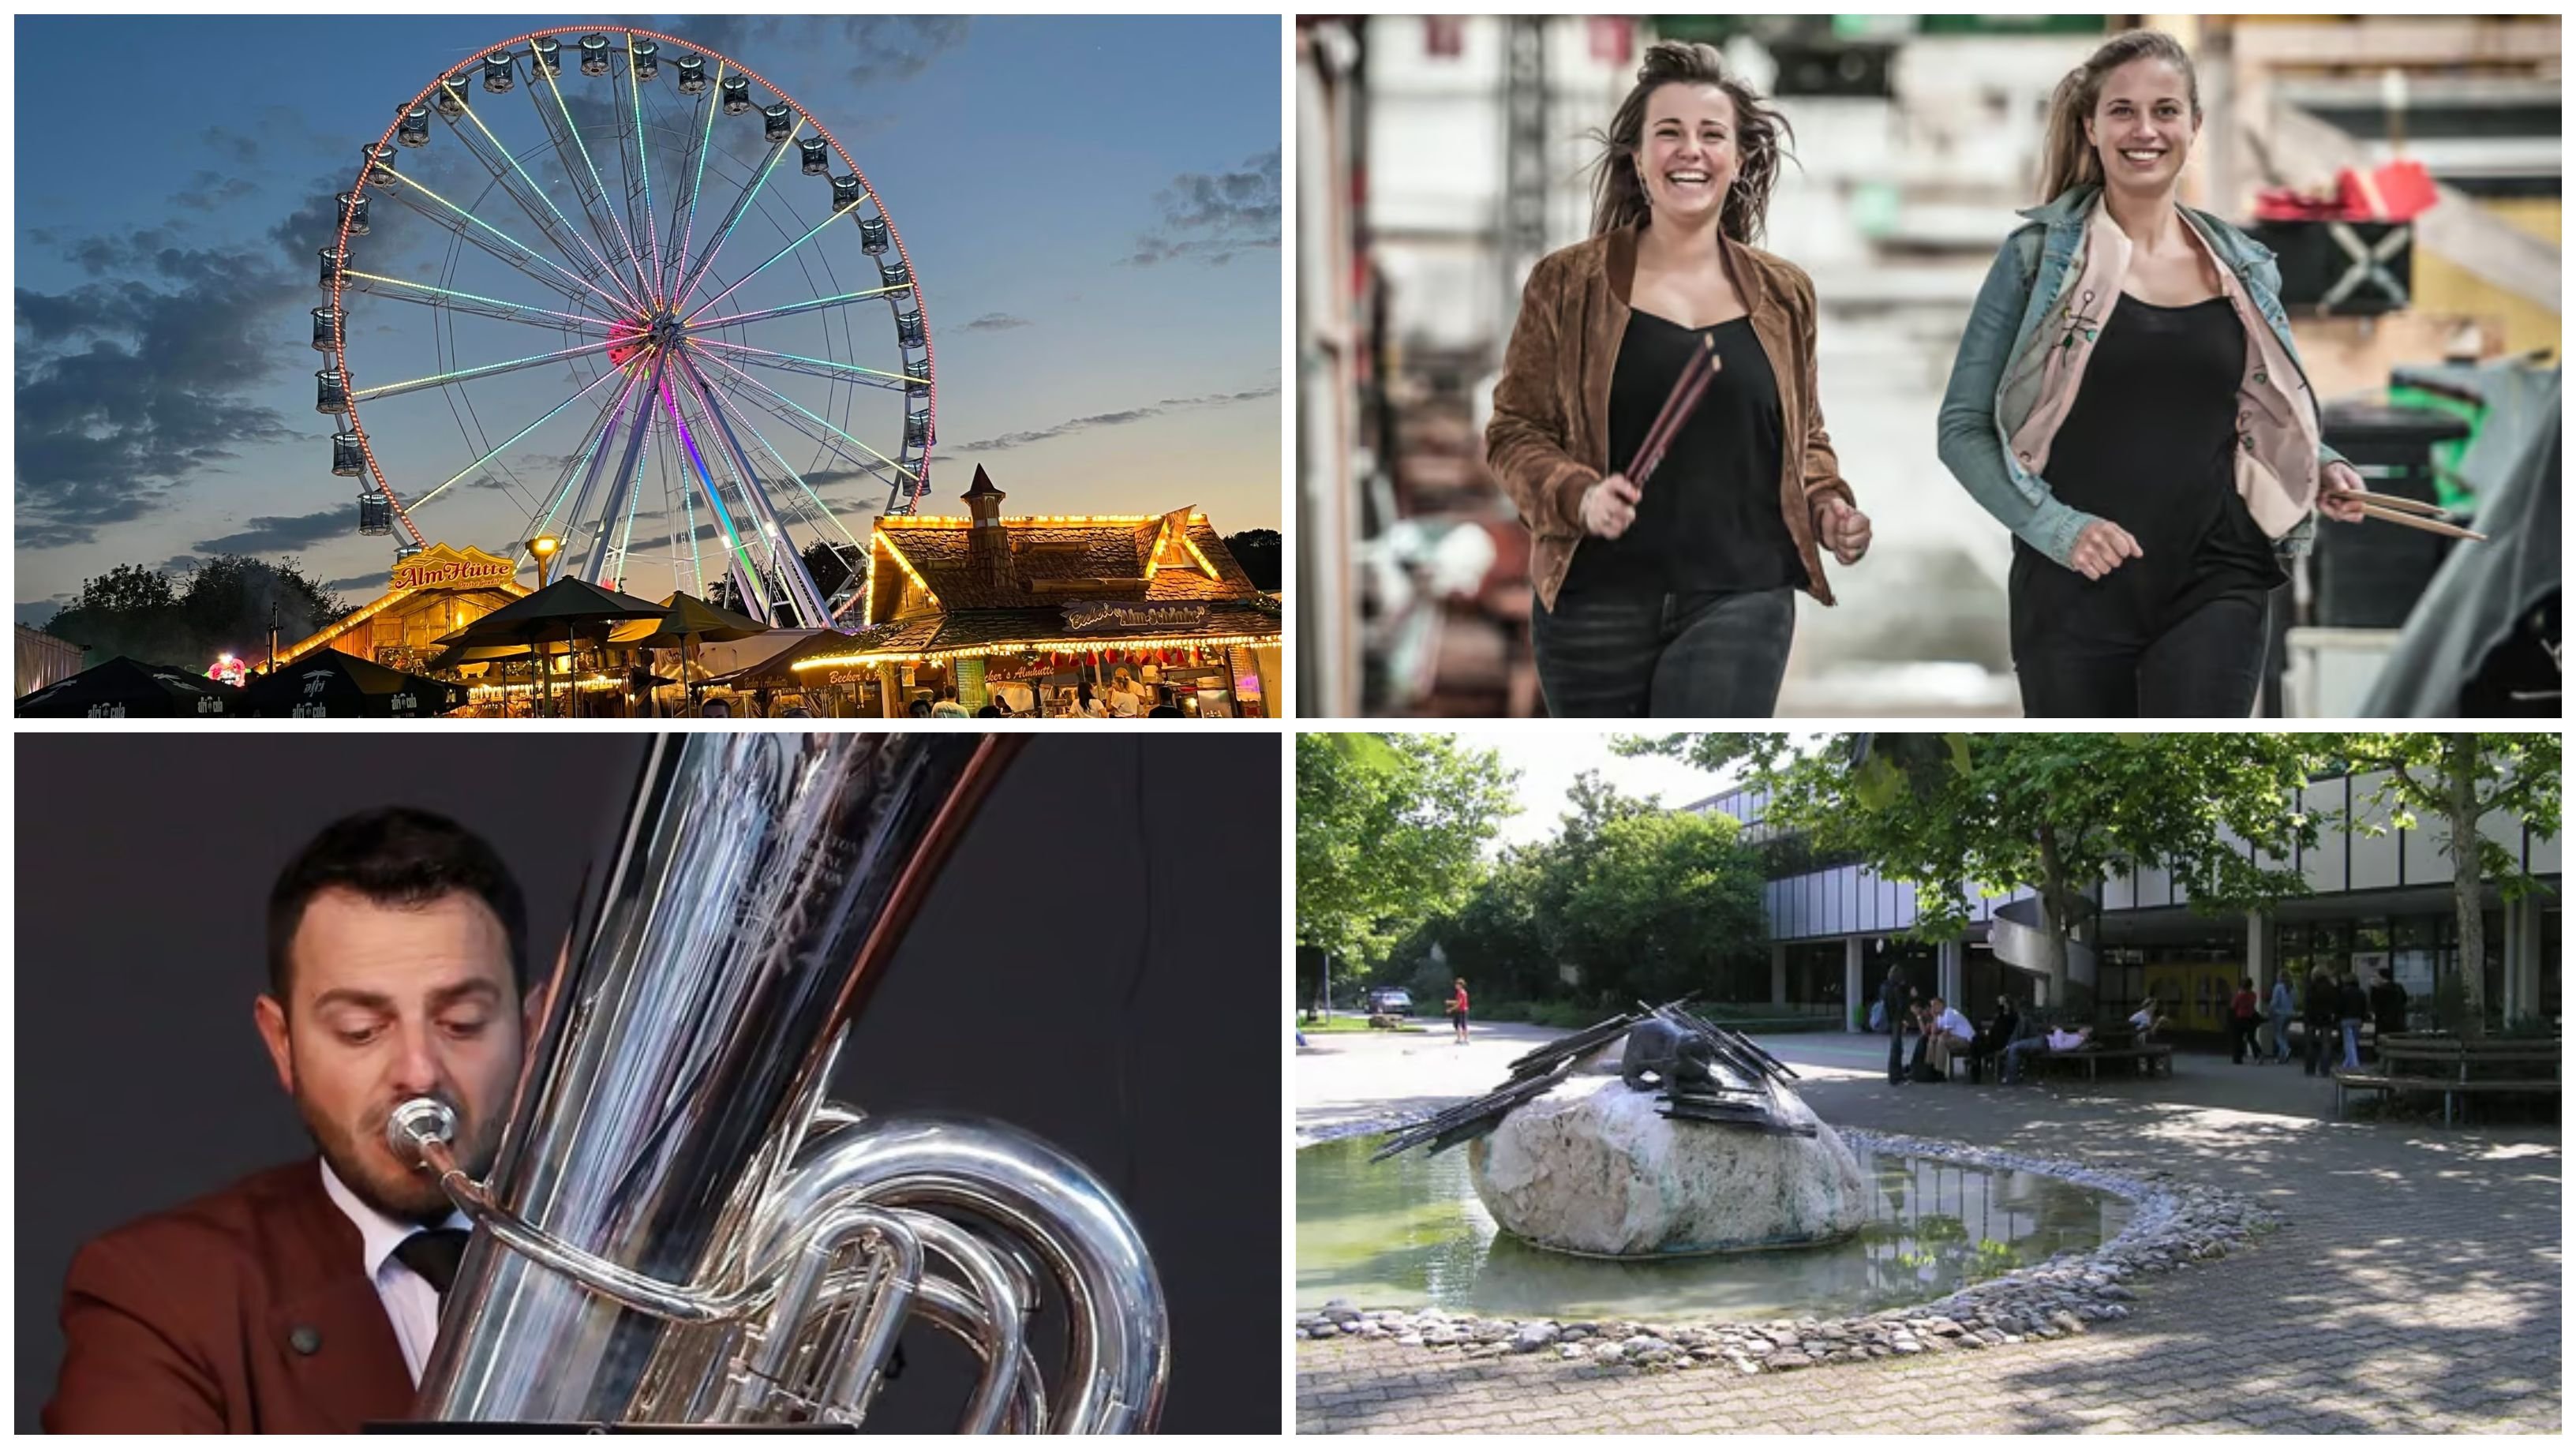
[526,534,561,590]
[524,536,561,717]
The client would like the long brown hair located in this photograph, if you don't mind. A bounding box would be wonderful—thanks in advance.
[1589,40,1793,244]
[2036,28,2201,201]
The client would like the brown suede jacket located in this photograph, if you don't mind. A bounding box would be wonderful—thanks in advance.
[1485,223,1856,612]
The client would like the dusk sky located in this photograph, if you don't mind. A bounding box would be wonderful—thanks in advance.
[14,15,1282,623]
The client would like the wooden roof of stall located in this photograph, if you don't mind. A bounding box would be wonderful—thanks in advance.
[864,507,1264,624]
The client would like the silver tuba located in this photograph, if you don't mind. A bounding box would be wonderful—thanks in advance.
[387,733,1169,1432]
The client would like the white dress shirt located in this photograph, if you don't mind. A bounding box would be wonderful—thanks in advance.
[318,1159,474,1385]
[1932,1007,1975,1042]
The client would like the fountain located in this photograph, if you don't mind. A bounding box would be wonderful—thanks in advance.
[1374,1004,1870,1259]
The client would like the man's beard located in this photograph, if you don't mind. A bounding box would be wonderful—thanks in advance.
[299,1087,503,1228]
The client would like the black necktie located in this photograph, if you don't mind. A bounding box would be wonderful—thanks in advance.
[394,1228,471,1297]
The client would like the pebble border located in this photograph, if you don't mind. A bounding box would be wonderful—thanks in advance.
[1294,1123,2286,1376]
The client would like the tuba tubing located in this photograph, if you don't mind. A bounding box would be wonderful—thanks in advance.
[394,733,1166,1432]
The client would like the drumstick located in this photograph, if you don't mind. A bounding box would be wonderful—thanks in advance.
[2357,501,2487,541]
[1630,334,1713,482]
[2343,489,2451,517]
[1631,343,1722,489]
[1633,361,1713,487]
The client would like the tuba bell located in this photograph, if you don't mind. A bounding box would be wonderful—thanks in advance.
[385,733,1169,1432]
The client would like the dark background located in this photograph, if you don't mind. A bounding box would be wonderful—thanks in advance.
[16,734,1281,1434]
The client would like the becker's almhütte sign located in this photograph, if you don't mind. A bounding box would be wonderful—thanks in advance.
[1059,602,1211,633]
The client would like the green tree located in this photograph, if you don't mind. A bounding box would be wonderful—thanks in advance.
[1296,733,1518,1005]
[1368,775,1767,1013]
[43,556,348,671]
[801,539,863,599]
[1622,733,2330,1006]
[1549,803,1767,1006]
[2342,732,2562,1038]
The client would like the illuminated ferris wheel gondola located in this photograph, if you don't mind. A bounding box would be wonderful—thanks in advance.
[318,26,933,626]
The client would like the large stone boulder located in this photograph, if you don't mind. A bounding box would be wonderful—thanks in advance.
[1467,1073,1868,1258]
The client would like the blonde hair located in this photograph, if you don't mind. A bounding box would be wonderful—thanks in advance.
[2035,28,2200,202]
[1589,39,1794,243]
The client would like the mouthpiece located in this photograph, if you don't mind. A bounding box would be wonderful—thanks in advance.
[389,1097,459,1165]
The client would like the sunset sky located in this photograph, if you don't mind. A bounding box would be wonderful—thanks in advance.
[15,14,1282,623]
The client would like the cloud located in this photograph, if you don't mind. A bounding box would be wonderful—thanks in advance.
[203,126,262,166]
[173,171,261,213]
[324,574,387,595]
[1127,150,1280,267]
[958,313,1032,333]
[663,16,971,88]
[14,169,447,552]
[186,507,353,557]
[946,384,1278,453]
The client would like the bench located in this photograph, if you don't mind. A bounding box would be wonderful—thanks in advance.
[2035,1043,2174,1082]
[2338,1035,2561,1124]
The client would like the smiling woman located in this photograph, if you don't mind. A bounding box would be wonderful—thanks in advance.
[1485,39,1872,720]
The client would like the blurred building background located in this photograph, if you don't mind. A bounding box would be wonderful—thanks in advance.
[1297,15,2560,717]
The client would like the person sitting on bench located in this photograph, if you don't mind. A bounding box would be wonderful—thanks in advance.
[2128,997,2174,1043]
[2001,1024,2091,1085]
[1968,994,2020,1084]
[1914,997,1976,1080]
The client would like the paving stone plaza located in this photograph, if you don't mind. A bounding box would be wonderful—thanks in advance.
[1297,1024,2561,1435]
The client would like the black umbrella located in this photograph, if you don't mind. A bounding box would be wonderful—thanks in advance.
[16,656,248,717]
[431,575,668,717]
[245,650,469,718]
[608,592,773,714]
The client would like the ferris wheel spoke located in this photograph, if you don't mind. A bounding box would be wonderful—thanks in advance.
[353,335,627,404]
[687,343,920,484]
[579,347,671,585]
[681,201,859,326]
[623,46,662,312]
[529,48,660,309]
[661,362,775,616]
[666,58,725,307]
[671,130,797,313]
[346,270,615,334]
[373,169,637,314]
[687,365,874,570]
[406,362,632,511]
[686,337,910,391]
[433,77,646,314]
[541,364,650,571]
[671,353,832,625]
[686,366,912,504]
[687,285,907,331]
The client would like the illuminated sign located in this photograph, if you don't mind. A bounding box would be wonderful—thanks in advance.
[1060,602,1211,634]
[391,543,518,592]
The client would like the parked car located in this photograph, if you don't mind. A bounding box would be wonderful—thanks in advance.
[1366,987,1413,1018]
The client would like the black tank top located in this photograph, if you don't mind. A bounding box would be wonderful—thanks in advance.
[2011,294,2284,653]
[1560,310,1802,599]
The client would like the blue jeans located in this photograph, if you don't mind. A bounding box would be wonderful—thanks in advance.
[2271,1013,2293,1061]
[2001,1039,2048,1084]
[1532,587,1795,717]
[2341,1020,2362,1069]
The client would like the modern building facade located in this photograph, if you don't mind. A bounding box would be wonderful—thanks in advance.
[1694,769,2560,1035]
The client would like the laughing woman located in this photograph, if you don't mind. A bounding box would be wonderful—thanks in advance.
[1486,41,1870,719]
[1936,29,2366,718]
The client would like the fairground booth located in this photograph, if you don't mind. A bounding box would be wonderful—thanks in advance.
[267,543,537,708]
[722,469,1282,717]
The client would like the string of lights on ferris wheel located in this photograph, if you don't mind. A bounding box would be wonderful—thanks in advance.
[317,26,935,628]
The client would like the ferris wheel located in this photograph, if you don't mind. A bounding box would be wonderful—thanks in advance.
[316,26,934,626]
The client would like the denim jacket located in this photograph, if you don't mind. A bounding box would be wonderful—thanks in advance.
[1936,185,2346,567]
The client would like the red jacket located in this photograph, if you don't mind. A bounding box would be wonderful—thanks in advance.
[44,1159,417,1433]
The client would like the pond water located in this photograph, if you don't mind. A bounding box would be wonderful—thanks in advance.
[1297,1133,2129,1322]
